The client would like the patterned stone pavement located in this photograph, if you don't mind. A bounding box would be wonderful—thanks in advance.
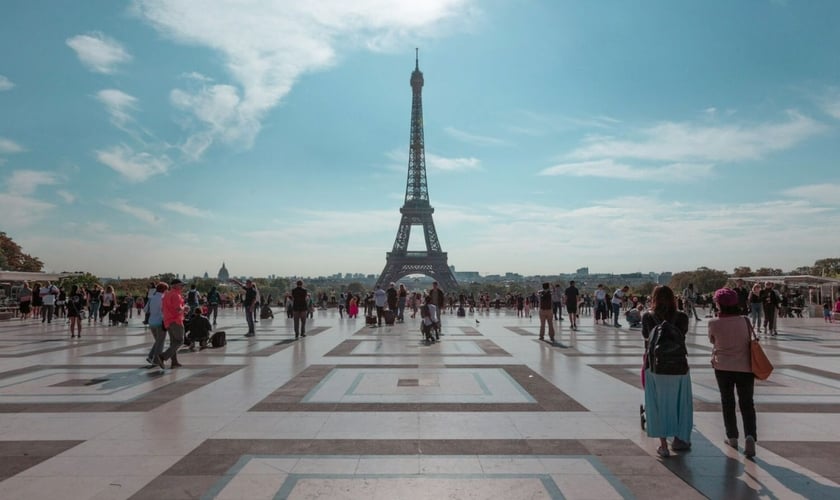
[0,306,838,499]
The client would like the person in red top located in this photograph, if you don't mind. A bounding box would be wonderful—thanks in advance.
[156,279,189,369]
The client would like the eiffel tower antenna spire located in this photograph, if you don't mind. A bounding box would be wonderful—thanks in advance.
[375,51,458,292]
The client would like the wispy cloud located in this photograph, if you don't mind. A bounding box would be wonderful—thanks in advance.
[96,145,172,182]
[106,199,159,224]
[162,201,210,218]
[6,170,59,195]
[819,87,840,120]
[96,89,138,127]
[0,75,14,91]
[781,183,840,205]
[56,190,76,204]
[538,159,714,182]
[444,126,509,146]
[0,194,55,228]
[426,152,481,172]
[0,137,24,154]
[133,0,476,159]
[567,111,824,163]
[66,32,132,74]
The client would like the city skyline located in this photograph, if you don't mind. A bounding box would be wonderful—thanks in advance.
[2,1,839,278]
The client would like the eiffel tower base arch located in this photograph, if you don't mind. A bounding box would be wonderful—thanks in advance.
[375,252,458,292]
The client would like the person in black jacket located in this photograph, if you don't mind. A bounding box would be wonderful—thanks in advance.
[185,308,212,351]
[291,280,308,339]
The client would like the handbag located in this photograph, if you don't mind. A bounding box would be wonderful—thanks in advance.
[746,318,773,380]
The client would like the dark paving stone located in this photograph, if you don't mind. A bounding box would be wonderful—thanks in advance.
[127,475,220,500]
[0,440,83,480]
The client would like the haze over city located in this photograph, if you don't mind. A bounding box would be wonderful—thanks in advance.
[1,1,839,279]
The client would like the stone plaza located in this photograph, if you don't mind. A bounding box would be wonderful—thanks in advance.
[0,306,838,499]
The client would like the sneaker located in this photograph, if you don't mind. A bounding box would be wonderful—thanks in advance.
[244,332,256,337]
[671,438,691,451]
[656,446,670,458]
[725,438,738,449]
[744,436,756,458]
[154,355,165,369]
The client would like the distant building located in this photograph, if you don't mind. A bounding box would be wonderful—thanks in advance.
[217,262,230,282]
[203,271,209,279]
[576,267,589,276]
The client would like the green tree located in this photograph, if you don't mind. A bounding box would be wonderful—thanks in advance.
[0,232,44,271]
[58,272,100,291]
[669,267,729,294]
[812,258,840,277]
[754,267,784,276]
[732,266,753,277]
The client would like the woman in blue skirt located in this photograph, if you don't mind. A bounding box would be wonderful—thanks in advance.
[642,285,693,458]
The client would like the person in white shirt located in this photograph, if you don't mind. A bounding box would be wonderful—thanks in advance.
[40,281,59,324]
[611,285,629,328]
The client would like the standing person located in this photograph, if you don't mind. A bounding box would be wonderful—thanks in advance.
[156,279,187,369]
[18,282,32,320]
[66,285,86,338]
[428,281,445,329]
[101,285,117,323]
[386,282,398,320]
[760,282,780,336]
[397,283,408,323]
[291,280,309,339]
[186,284,201,311]
[230,278,257,337]
[708,288,758,458]
[612,286,629,328]
[87,285,102,324]
[206,286,221,325]
[564,280,581,330]
[373,285,387,327]
[551,284,564,321]
[748,284,763,332]
[594,284,608,325]
[143,281,156,325]
[682,284,702,321]
[39,281,59,324]
[538,282,555,342]
[31,283,43,320]
[145,282,168,365]
[734,279,750,316]
[348,295,359,319]
[641,285,692,458]
[55,287,67,319]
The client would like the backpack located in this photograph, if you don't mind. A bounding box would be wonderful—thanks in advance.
[647,318,689,375]
[188,290,197,304]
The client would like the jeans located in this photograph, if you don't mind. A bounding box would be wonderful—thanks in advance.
[41,304,54,323]
[89,301,100,321]
[763,305,777,332]
[397,298,406,321]
[750,303,762,329]
[293,310,307,335]
[612,303,621,325]
[245,305,255,333]
[147,325,167,361]
[553,302,563,320]
[714,369,757,441]
[375,306,384,326]
[161,323,184,361]
[209,304,219,324]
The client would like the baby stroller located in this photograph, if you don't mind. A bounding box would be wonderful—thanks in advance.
[419,304,440,342]
[110,300,129,325]
[260,303,274,319]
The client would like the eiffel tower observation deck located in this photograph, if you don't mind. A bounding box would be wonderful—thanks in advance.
[375,50,458,292]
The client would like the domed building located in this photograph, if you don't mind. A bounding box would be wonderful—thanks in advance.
[217,262,229,282]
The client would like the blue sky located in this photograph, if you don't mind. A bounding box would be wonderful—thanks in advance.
[1,0,839,279]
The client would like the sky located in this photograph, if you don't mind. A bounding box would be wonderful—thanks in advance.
[1,0,839,279]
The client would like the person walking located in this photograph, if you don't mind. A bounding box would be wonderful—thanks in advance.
[612,286,629,328]
[538,282,555,342]
[291,280,309,338]
[748,284,763,332]
[206,286,221,325]
[145,282,168,365]
[373,285,387,327]
[564,280,581,330]
[40,281,59,324]
[156,279,187,369]
[641,285,692,458]
[760,282,780,336]
[87,285,102,324]
[18,282,33,320]
[66,285,86,338]
[682,284,702,321]
[708,287,758,458]
[397,283,408,323]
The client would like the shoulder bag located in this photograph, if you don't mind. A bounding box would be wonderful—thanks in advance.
[745,318,773,380]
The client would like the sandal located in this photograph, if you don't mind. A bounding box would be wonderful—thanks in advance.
[657,446,670,458]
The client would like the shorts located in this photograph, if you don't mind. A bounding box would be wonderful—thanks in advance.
[19,302,31,314]
[566,303,578,314]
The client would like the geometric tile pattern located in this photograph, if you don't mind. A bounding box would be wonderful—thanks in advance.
[0,307,839,499]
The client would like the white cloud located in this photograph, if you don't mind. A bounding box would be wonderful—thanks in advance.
[0,75,14,91]
[426,152,481,172]
[6,170,59,195]
[0,194,55,228]
[538,159,714,182]
[781,183,840,205]
[820,88,840,120]
[0,137,24,154]
[134,0,476,157]
[66,32,132,74]
[567,111,824,163]
[162,201,210,218]
[106,199,159,224]
[444,126,508,146]
[96,145,172,182]
[96,89,138,127]
[57,190,76,204]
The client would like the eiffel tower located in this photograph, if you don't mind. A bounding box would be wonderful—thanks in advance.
[375,50,458,292]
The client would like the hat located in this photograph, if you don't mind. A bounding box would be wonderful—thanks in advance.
[714,288,738,307]
[170,278,184,286]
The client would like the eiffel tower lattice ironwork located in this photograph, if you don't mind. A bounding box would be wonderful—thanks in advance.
[375,50,458,292]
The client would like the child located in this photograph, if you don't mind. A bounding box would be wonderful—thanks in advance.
[824,302,833,323]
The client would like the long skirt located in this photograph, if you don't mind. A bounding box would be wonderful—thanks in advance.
[644,369,694,442]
